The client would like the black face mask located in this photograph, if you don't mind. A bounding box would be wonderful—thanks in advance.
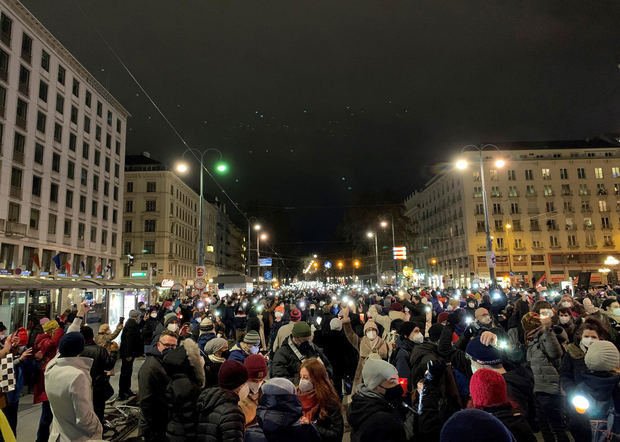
[298,341,312,353]
[383,384,404,403]
[221,349,231,359]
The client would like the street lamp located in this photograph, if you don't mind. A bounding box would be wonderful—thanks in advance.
[505,223,513,281]
[367,231,380,285]
[380,216,397,278]
[257,232,268,278]
[455,144,504,286]
[175,147,227,267]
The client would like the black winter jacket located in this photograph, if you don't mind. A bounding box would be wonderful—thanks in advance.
[409,341,441,384]
[314,329,358,381]
[120,318,143,358]
[142,317,159,346]
[271,337,333,385]
[559,343,587,397]
[313,404,344,442]
[80,341,117,397]
[196,387,245,442]
[138,347,170,442]
[347,386,407,442]
[485,405,537,442]
[503,365,537,430]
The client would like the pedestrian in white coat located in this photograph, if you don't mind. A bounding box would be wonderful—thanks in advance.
[45,331,102,442]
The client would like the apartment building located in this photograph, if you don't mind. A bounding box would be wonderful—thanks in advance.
[405,138,620,288]
[0,0,128,277]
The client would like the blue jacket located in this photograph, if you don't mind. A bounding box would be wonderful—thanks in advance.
[392,337,415,392]
[244,391,320,442]
[197,333,216,352]
[228,343,248,363]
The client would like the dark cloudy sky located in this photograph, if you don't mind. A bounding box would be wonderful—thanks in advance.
[22,0,620,260]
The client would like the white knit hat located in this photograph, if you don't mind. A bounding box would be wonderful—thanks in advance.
[585,340,620,372]
[362,358,398,390]
[330,318,342,331]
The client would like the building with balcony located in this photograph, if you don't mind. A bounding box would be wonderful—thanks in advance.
[122,153,246,287]
[404,137,620,288]
[0,0,128,278]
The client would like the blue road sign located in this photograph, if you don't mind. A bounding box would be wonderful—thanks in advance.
[264,270,273,281]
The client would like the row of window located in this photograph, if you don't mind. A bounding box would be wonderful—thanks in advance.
[473,183,618,198]
[488,233,615,250]
[477,166,620,182]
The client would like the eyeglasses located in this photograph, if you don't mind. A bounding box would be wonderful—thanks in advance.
[159,342,177,350]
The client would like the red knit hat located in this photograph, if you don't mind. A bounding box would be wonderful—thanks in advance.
[244,354,267,380]
[218,360,249,391]
[290,308,301,322]
[469,368,508,407]
[390,302,403,312]
[437,312,450,324]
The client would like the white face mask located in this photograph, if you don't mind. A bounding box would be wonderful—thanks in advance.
[250,345,260,355]
[479,316,491,325]
[247,380,263,395]
[366,330,377,340]
[412,332,424,344]
[581,337,596,348]
[167,323,179,333]
[150,312,157,319]
[299,379,314,393]
[468,302,475,308]
[237,383,250,400]
[559,316,571,324]
[540,309,554,319]
[275,312,284,319]
[613,308,620,317]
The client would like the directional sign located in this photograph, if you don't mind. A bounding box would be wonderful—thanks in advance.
[258,258,272,267]
[196,266,206,278]
[393,246,407,260]
[264,270,273,281]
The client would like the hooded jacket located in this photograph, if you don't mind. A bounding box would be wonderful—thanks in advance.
[164,338,206,441]
[576,371,620,434]
[45,355,102,442]
[559,342,588,397]
[347,385,407,442]
[196,387,245,442]
[244,390,321,442]
[138,345,170,441]
[392,336,415,390]
[526,328,563,394]
[409,341,441,385]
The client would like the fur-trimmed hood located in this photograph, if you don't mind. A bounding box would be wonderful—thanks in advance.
[163,337,206,388]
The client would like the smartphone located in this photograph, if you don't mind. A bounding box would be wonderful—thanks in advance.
[86,299,93,307]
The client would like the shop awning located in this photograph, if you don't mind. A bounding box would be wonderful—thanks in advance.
[0,276,152,291]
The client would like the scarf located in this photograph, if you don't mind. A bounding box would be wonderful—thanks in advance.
[298,391,319,422]
[359,336,388,359]
[208,354,226,363]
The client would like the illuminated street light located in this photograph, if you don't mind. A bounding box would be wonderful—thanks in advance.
[505,223,512,230]
[254,224,261,231]
[495,159,506,168]
[215,162,229,174]
[337,260,344,269]
[367,232,374,238]
[260,233,268,241]
[380,221,388,228]
[605,256,619,266]
[456,159,468,170]
[175,162,189,173]
[313,254,318,258]
[353,260,361,268]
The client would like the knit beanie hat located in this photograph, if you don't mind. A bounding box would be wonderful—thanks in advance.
[363,319,379,334]
[390,302,403,312]
[362,358,398,390]
[199,317,214,333]
[243,330,261,346]
[533,300,552,313]
[466,337,502,366]
[39,317,50,326]
[290,308,302,322]
[162,300,173,309]
[81,326,94,341]
[585,340,620,372]
[275,306,285,315]
[16,327,28,346]
[164,312,178,326]
[43,320,59,334]
[399,321,416,338]
[292,321,311,338]
[428,323,444,342]
[204,337,227,355]
[244,354,267,380]
[521,312,541,336]
[129,309,140,319]
[58,332,85,357]
[470,368,508,407]
[218,360,249,390]
[440,409,515,442]
[329,318,342,331]
[437,312,450,324]
[262,377,296,395]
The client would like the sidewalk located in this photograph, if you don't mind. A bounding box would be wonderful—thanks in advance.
[15,357,144,441]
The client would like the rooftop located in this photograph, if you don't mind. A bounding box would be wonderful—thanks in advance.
[125,153,166,171]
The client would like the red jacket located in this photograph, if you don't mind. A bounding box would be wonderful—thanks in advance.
[33,328,64,403]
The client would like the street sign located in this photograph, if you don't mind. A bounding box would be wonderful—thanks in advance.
[258,258,272,267]
[131,271,147,278]
[264,270,273,281]
[393,246,407,260]
[324,261,332,269]
[486,252,496,268]
[194,278,207,290]
[196,266,206,278]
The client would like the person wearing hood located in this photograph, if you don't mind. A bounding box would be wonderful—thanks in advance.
[141,307,160,353]
[197,317,217,352]
[45,332,102,442]
[366,304,390,339]
[272,322,333,385]
[560,317,610,442]
[119,309,143,400]
[440,408,516,442]
[573,340,620,439]
[347,358,407,442]
[94,319,123,354]
[196,360,248,441]
[240,354,268,428]
[244,378,321,442]
[464,296,478,316]
[297,358,343,442]
[312,317,358,398]
[469,368,537,442]
[138,330,178,441]
[80,325,118,425]
[229,330,262,364]
[391,321,421,395]
[164,338,206,441]
[341,306,389,394]
[204,337,229,387]
[522,311,570,442]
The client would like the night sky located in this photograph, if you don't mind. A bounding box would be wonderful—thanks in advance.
[22,0,620,264]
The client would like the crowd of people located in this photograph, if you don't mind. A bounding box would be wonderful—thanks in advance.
[1,282,620,441]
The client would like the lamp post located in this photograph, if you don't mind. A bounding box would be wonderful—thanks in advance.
[175,148,226,268]
[380,215,398,279]
[367,231,380,285]
[456,144,504,287]
[505,223,513,283]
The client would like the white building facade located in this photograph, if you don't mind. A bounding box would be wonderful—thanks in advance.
[0,0,129,278]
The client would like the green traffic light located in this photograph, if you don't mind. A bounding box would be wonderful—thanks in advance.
[215,162,228,174]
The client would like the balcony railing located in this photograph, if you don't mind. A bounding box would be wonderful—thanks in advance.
[9,186,22,199]
[5,222,26,236]
[12,149,24,164]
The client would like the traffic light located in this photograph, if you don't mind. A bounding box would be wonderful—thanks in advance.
[430,258,437,265]
[128,254,134,266]
[337,260,344,269]
[353,259,361,269]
